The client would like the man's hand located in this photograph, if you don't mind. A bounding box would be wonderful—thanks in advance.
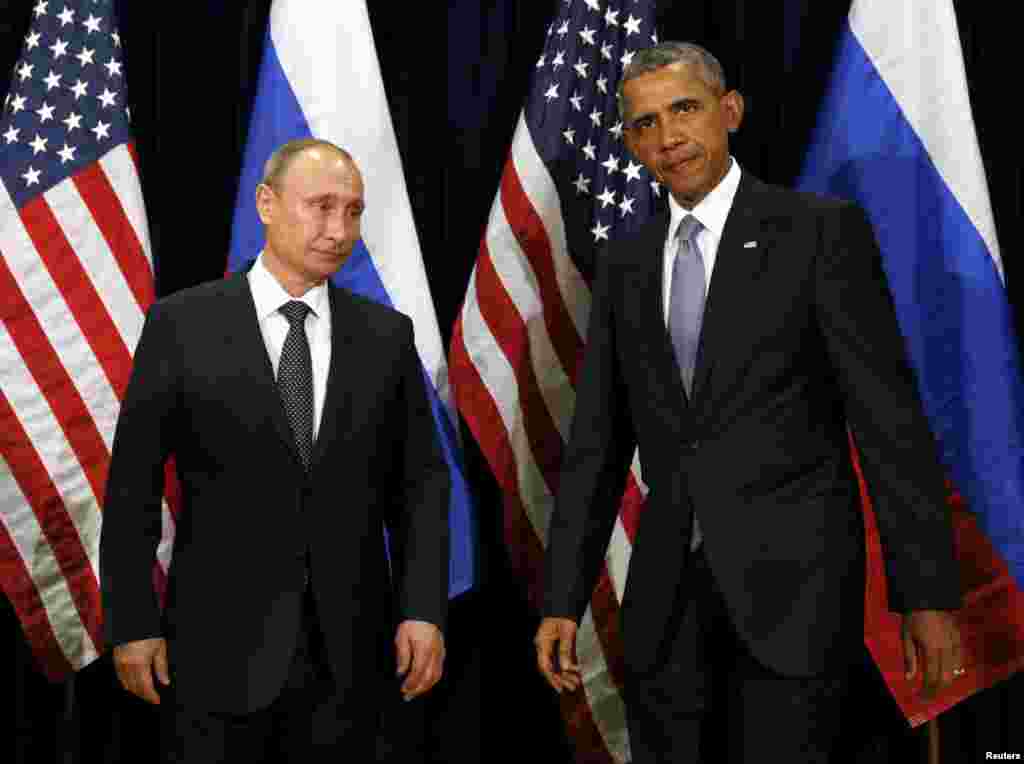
[534,617,581,694]
[395,620,445,701]
[901,609,963,700]
[112,637,170,705]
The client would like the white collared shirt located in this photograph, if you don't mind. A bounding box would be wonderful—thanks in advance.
[662,157,743,326]
[248,254,332,438]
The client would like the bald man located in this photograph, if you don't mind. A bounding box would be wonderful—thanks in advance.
[100,139,449,762]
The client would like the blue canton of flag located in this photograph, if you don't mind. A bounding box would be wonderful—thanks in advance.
[529,0,661,281]
[2,0,130,204]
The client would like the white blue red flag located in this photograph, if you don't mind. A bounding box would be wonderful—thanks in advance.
[799,0,1024,597]
[1,0,173,679]
[798,0,1024,722]
[227,0,475,598]
[449,1,660,760]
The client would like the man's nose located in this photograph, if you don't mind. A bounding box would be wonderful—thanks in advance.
[659,113,687,149]
[323,210,352,240]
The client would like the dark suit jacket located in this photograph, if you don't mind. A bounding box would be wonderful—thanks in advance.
[544,173,960,677]
[100,270,449,713]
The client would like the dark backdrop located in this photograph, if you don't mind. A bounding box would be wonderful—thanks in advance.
[2,1,1021,761]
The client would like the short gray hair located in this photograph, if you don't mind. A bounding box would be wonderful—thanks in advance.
[260,138,353,189]
[616,42,727,120]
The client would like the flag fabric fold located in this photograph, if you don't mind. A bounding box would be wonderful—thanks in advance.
[797,0,1024,724]
[227,0,475,599]
[449,1,661,760]
[0,0,170,680]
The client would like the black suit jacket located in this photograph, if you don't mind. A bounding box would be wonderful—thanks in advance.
[100,271,449,713]
[544,173,960,677]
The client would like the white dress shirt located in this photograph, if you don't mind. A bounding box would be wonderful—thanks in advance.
[248,254,332,438]
[662,157,743,326]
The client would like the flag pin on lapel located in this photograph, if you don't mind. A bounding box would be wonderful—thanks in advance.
[744,241,758,249]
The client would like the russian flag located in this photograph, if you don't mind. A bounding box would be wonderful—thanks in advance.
[227,0,475,597]
[797,0,1024,589]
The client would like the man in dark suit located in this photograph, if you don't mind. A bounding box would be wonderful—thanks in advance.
[535,42,963,762]
[100,138,449,762]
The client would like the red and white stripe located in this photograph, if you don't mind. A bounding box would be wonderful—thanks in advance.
[450,114,647,763]
[0,144,176,680]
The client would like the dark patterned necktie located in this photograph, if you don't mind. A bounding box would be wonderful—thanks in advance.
[277,300,314,471]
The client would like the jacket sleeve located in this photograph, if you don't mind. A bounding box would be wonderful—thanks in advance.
[389,317,450,631]
[544,251,637,622]
[100,299,181,647]
[813,200,961,613]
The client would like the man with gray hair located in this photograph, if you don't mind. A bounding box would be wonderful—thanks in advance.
[101,138,449,761]
[536,42,961,762]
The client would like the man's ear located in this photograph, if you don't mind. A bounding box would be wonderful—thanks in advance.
[255,183,275,226]
[722,89,744,134]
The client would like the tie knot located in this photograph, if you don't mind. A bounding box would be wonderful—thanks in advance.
[676,215,702,245]
[279,300,311,326]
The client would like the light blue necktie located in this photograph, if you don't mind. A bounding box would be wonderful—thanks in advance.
[669,215,706,396]
[669,215,705,549]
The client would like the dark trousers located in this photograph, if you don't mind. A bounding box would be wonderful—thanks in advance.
[625,547,854,764]
[160,587,378,763]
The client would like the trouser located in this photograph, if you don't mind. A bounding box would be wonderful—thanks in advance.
[160,586,378,763]
[624,547,854,764]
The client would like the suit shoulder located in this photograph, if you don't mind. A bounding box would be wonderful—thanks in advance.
[602,213,668,269]
[333,286,414,337]
[146,276,237,318]
[335,287,408,322]
[750,177,863,217]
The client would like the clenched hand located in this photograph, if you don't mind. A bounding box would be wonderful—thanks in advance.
[113,637,170,705]
[395,620,445,701]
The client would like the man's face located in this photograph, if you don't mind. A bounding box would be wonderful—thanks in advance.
[622,62,743,209]
[256,147,365,289]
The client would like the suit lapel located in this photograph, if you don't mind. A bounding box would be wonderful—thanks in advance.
[221,271,301,465]
[310,284,356,472]
[691,174,774,401]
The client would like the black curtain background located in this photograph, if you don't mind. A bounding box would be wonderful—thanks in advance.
[2,1,1021,761]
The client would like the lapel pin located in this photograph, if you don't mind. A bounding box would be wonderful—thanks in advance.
[744,241,758,249]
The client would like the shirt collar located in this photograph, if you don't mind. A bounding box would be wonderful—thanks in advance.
[667,156,742,240]
[249,252,329,322]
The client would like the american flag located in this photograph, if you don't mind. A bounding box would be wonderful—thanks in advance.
[0,0,173,680]
[449,1,659,760]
